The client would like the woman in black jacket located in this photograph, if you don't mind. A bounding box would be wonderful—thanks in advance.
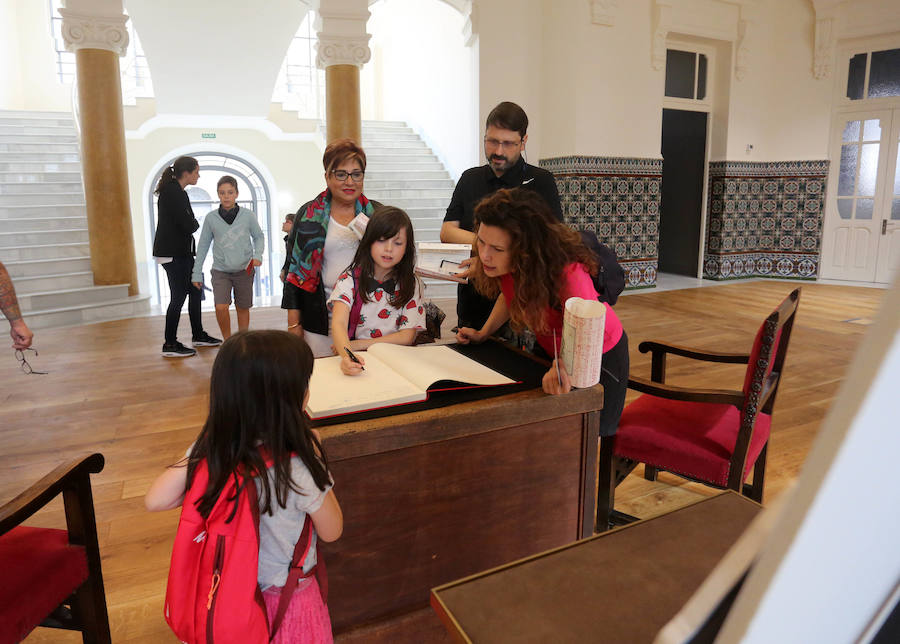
[152,156,220,357]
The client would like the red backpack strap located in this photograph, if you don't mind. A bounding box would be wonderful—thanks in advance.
[346,267,363,340]
[269,514,317,639]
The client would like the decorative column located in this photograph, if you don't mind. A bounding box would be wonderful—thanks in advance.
[316,0,371,145]
[59,1,138,295]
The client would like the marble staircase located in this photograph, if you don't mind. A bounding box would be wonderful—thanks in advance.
[361,120,458,300]
[0,110,150,330]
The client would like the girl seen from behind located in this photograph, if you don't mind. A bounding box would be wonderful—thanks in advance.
[146,331,343,644]
[329,206,426,376]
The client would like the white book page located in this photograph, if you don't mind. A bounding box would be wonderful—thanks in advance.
[369,344,515,392]
[560,297,606,388]
[416,242,471,275]
[305,352,425,419]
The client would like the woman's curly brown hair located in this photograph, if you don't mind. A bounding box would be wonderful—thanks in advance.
[470,188,597,334]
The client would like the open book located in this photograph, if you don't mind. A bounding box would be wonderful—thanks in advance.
[560,297,606,388]
[415,242,472,283]
[305,343,516,419]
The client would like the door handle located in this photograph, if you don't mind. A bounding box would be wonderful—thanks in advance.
[883,220,899,234]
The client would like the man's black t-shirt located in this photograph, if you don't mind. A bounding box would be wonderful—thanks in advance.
[443,157,563,231]
[443,157,563,329]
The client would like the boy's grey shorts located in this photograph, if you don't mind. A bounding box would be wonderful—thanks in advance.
[211,267,254,308]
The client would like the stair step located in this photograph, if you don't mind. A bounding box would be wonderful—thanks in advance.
[365,171,450,181]
[0,204,86,218]
[420,279,458,299]
[0,142,80,153]
[375,197,448,208]
[24,294,152,330]
[361,120,408,128]
[366,161,445,172]
[0,153,81,164]
[0,132,79,143]
[3,256,92,277]
[0,216,87,232]
[0,242,89,262]
[19,283,131,311]
[0,193,85,206]
[0,181,84,195]
[365,147,435,157]
[11,271,95,294]
[0,161,82,172]
[365,180,455,190]
[366,188,454,199]
[362,136,424,145]
[0,229,89,247]
[0,171,82,183]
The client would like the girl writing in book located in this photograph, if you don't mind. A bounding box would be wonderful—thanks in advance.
[456,187,629,436]
[146,331,343,643]
[329,206,426,376]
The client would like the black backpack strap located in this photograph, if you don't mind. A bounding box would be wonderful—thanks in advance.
[578,229,625,305]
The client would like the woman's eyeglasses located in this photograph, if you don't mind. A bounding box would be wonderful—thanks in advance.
[14,348,48,375]
[331,170,365,183]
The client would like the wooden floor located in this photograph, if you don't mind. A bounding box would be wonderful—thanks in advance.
[2,280,884,643]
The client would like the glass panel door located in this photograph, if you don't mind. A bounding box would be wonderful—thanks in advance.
[821,110,891,281]
[875,109,900,283]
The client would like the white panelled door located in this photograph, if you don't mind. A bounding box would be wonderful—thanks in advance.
[822,109,900,283]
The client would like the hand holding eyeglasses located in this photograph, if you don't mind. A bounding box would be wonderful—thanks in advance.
[14,347,48,375]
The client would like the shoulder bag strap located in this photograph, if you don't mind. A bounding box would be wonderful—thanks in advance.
[269,513,316,639]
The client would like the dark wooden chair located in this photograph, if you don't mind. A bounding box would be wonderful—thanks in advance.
[596,288,801,532]
[0,453,111,644]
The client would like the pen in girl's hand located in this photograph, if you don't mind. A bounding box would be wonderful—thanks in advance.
[344,347,365,370]
[552,330,561,387]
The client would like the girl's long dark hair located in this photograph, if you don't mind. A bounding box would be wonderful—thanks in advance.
[348,205,417,308]
[155,156,199,195]
[470,188,598,334]
[186,330,330,518]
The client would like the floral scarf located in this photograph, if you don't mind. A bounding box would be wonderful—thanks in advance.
[286,189,374,293]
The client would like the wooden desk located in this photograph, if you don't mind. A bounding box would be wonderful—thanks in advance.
[431,492,760,643]
[319,363,604,638]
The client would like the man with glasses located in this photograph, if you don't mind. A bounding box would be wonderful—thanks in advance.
[0,261,33,350]
[441,101,562,329]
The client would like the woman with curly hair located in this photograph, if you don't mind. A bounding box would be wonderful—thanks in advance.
[456,187,629,436]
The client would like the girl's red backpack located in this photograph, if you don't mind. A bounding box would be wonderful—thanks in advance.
[164,459,320,644]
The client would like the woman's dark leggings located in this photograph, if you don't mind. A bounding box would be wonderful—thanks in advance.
[162,256,203,344]
[598,331,630,437]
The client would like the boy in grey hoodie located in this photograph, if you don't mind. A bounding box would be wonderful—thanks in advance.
[192,175,264,339]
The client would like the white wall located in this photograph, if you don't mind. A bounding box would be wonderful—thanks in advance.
[124,0,305,116]
[0,0,71,111]
[362,0,478,179]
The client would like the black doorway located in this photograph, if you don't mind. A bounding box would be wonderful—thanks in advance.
[659,108,708,276]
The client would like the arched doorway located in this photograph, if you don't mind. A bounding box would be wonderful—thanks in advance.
[147,152,274,307]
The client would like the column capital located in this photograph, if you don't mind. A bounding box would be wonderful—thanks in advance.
[316,34,372,68]
[58,8,129,56]
[315,0,371,68]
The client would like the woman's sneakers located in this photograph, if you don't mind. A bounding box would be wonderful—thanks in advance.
[192,332,223,347]
[162,341,197,358]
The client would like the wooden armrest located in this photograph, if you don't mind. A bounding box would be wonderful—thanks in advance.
[0,453,104,534]
[638,340,750,364]
[628,376,745,407]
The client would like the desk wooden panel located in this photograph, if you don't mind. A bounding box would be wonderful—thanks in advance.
[431,492,760,643]
[320,384,604,634]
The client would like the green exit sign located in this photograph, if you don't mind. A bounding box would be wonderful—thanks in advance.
[201,132,216,139]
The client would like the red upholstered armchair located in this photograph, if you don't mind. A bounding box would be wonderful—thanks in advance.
[596,288,801,532]
[0,453,110,644]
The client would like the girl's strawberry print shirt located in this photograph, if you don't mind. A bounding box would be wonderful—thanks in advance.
[328,272,426,340]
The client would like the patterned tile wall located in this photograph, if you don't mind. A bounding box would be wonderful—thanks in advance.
[704,161,829,280]
[540,156,663,288]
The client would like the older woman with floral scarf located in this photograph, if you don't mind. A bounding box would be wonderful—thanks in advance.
[281,139,380,357]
